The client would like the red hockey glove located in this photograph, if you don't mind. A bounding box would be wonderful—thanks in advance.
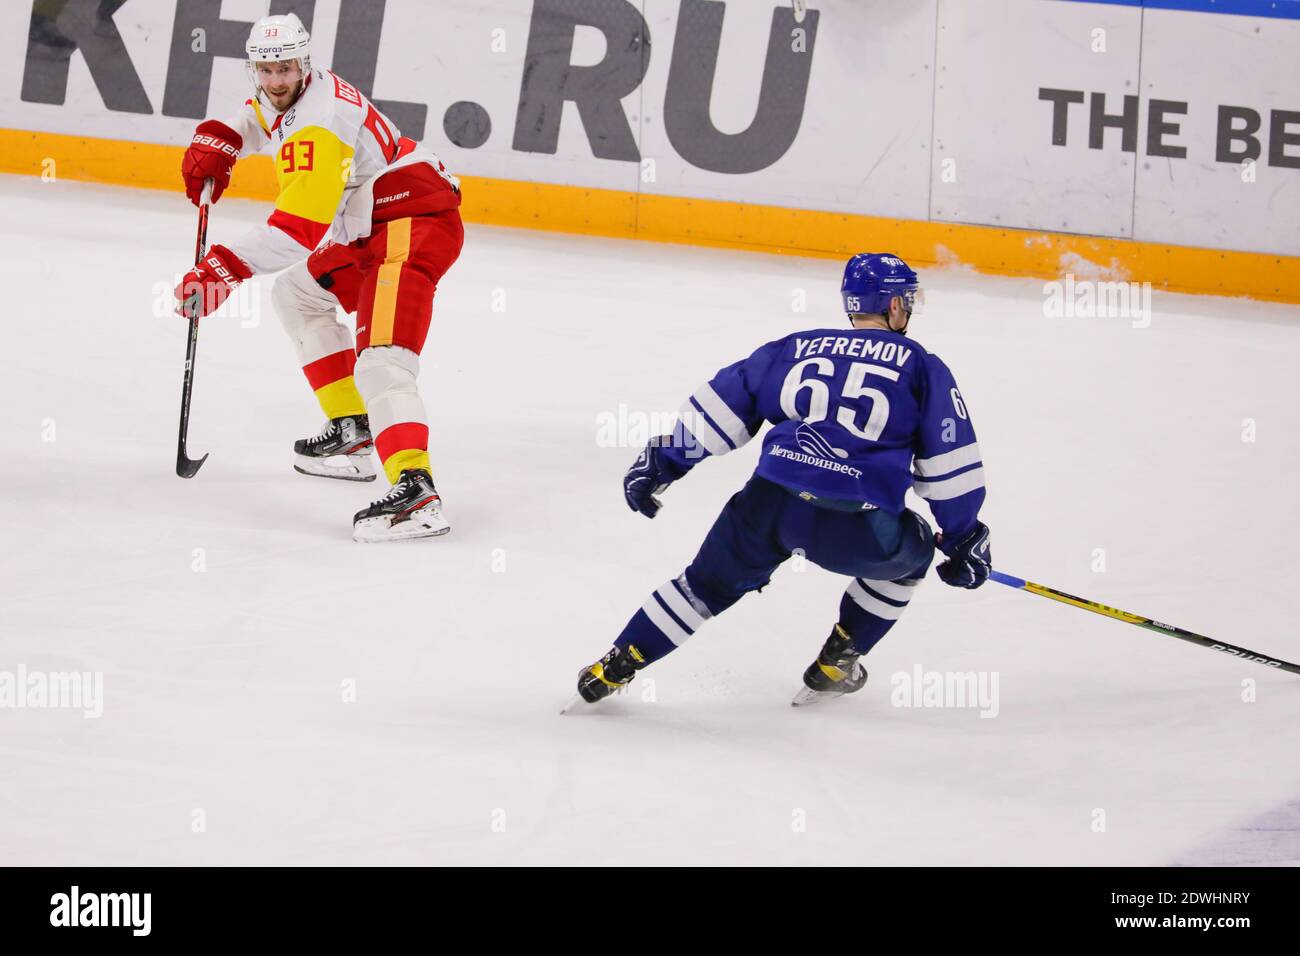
[175,244,252,319]
[182,120,242,206]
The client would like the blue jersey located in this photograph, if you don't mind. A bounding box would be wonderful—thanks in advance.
[660,327,986,538]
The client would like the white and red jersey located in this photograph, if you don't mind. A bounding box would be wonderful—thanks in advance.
[221,68,460,275]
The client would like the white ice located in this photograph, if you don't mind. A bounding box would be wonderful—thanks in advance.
[3,176,1299,865]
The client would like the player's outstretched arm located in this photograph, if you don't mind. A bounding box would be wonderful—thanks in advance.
[623,343,778,518]
[661,344,778,473]
[173,104,274,317]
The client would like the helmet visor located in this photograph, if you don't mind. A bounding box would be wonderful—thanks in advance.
[897,286,924,315]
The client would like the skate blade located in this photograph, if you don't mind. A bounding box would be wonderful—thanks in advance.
[560,684,627,714]
[352,504,451,543]
[791,685,849,707]
[792,680,867,707]
[294,452,376,482]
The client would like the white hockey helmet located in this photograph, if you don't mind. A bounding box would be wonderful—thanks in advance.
[246,14,312,97]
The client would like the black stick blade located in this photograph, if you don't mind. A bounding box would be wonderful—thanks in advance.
[176,451,208,479]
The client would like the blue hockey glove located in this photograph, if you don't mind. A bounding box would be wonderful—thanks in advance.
[624,438,676,519]
[936,521,992,589]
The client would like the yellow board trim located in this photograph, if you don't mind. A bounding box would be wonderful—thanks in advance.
[369,217,412,347]
[313,375,366,419]
[4,128,1298,304]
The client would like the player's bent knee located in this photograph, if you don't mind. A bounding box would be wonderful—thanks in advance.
[354,345,420,401]
[272,262,338,335]
[270,271,300,330]
[681,565,757,617]
[899,511,937,579]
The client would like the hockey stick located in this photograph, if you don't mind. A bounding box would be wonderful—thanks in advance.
[176,178,213,478]
[990,569,1300,676]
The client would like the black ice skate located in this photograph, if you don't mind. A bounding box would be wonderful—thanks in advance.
[563,644,646,711]
[791,624,869,706]
[352,468,450,542]
[293,414,376,481]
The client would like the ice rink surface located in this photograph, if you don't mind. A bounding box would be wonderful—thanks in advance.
[3,175,1299,865]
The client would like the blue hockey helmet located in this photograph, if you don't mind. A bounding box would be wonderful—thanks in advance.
[841,253,923,317]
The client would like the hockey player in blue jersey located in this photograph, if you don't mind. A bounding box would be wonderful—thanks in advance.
[571,253,992,707]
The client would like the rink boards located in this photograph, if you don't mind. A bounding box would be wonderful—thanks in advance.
[1,0,1297,301]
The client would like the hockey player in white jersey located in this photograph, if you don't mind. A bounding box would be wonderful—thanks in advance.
[174,14,463,541]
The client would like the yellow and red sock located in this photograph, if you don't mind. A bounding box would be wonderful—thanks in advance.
[303,348,366,419]
[374,422,430,484]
